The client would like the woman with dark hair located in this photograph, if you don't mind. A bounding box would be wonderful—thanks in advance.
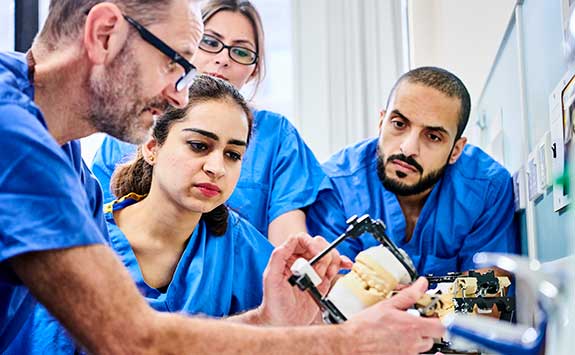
[91,0,329,246]
[105,75,272,316]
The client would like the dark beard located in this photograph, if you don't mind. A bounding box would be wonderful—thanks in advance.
[376,152,448,196]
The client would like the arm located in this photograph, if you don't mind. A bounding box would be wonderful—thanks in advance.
[268,209,308,247]
[10,244,333,354]
[458,174,520,271]
[11,244,441,354]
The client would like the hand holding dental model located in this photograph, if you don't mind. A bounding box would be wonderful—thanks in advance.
[327,245,414,318]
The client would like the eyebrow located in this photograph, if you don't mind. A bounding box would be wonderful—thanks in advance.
[182,128,247,146]
[180,48,195,59]
[391,109,450,137]
[205,30,256,49]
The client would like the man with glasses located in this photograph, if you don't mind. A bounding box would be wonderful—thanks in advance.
[0,0,443,354]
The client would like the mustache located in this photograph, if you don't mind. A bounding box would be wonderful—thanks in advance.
[144,97,171,114]
[386,153,424,174]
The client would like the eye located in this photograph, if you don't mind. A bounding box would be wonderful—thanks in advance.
[225,150,242,161]
[391,119,405,129]
[231,47,250,58]
[187,141,208,152]
[427,133,442,142]
[201,36,221,49]
[166,60,178,73]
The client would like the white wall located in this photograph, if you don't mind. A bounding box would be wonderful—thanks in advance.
[0,1,15,52]
[292,0,406,161]
[409,0,516,120]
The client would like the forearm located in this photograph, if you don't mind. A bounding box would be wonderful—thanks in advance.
[268,210,308,247]
[226,307,266,325]
[152,313,353,355]
[11,245,158,354]
[11,245,353,354]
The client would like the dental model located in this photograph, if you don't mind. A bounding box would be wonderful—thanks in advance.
[326,245,414,318]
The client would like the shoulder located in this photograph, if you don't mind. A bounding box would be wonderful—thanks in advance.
[0,52,36,110]
[253,109,298,135]
[227,210,274,252]
[322,137,379,178]
[450,144,511,186]
[0,53,48,146]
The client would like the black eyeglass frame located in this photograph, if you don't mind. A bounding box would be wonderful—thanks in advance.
[123,14,196,91]
[199,34,259,66]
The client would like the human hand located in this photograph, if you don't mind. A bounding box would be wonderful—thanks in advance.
[257,233,352,326]
[344,278,445,355]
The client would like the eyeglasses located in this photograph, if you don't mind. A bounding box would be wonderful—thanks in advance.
[123,15,196,92]
[199,34,258,66]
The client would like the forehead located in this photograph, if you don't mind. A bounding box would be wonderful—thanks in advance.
[171,100,249,138]
[391,81,461,134]
[147,0,204,59]
[205,10,256,44]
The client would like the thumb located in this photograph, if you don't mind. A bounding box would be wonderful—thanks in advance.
[386,277,428,310]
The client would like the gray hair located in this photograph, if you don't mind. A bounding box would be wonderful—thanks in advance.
[37,0,178,50]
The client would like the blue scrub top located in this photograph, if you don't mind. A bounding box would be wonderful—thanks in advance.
[306,138,519,276]
[91,109,329,236]
[8,194,274,354]
[107,194,273,315]
[0,52,107,352]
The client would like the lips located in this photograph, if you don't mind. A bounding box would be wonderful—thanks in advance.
[205,72,229,81]
[391,159,418,173]
[195,183,221,198]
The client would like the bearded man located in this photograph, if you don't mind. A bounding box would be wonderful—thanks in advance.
[307,66,519,276]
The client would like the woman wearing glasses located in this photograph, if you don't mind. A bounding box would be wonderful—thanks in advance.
[91,0,329,246]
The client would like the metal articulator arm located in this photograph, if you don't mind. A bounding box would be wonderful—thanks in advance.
[288,214,418,324]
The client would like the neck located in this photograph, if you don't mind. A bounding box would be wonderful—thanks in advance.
[116,189,202,249]
[30,45,96,145]
[395,187,432,219]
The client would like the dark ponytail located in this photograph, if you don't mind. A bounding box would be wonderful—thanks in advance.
[110,75,253,236]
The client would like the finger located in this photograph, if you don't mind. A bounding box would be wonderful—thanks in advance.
[413,317,445,339]
[385,277,428,310]
[265,234,311,280]
[414,336,435,354]
[324,259,341,282]
[340,255,353,269]
[307,237,333,276]
[285,233,326,261]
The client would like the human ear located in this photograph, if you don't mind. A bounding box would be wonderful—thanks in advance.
[83,3,129,65]
[448,137,467,164]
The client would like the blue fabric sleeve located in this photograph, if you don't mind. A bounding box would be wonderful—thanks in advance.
[458,173,520,272]
[91,136,137,204]
[267,121,328,224]
[305,185,365,261]
[0,104,106,277]
[229,213,273,314]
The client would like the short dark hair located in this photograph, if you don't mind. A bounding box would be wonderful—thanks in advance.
[387,66,471,140]
[111,75,253,236]
[37,0,174,50]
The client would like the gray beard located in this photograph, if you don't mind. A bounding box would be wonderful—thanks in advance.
[85,41,150,144]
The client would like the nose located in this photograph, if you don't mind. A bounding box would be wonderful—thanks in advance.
[399,130,420,158]
[214,48,230,67]
[162,80,189,109]
[203,152,226,178]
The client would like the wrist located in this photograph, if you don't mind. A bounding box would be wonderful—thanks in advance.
[227,305,270,325]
